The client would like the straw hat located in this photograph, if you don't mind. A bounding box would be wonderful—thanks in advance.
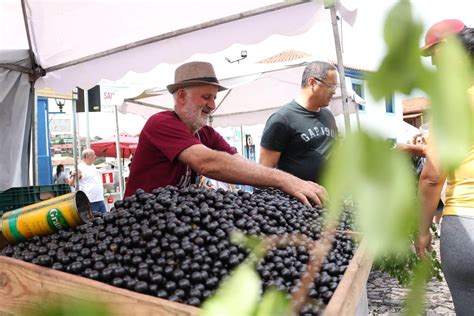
[167,61,227,93]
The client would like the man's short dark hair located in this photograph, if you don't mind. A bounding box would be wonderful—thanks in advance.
[301,61,337,88]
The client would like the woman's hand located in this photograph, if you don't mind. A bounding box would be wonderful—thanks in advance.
[415,230,433,257]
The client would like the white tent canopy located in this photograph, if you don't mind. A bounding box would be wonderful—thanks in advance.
[116,60,360,128]
[1,0,326,93]
[1,0,341,189]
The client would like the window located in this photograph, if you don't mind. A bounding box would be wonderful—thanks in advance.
[385,94,395,113]
[351,79,365,111]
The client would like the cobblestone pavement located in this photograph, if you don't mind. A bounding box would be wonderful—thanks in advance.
[367,238,455,316]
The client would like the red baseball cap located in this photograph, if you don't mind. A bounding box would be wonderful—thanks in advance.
[421,19,466,56]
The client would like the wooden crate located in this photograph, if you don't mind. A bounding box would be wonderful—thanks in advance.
[325,239,372,315]
[0,240,371,316]
[0,256,200,316]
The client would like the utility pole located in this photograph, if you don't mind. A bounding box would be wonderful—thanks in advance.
[72,89,80,189]
[326,0,352,134]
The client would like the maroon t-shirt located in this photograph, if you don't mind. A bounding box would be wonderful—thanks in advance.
[125,111,237,196]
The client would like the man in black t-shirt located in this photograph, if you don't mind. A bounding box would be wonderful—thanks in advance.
[260,61,338,183]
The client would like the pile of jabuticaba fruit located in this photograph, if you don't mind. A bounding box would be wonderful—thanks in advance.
[0,186,355,315]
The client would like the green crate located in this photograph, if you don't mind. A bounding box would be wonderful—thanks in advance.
[0,184,71,216]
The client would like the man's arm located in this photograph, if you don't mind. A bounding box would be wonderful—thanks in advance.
[259,146,282,168]
[178,144,327,206]
[69,170,82,187]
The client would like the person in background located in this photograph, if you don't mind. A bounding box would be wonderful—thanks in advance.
[398,20,467,237]
[259,61,338,183]
[395,133,427,157]
[400,20,466,158]
[53,164,69,184]
[128,153,134,169]
[409,132,444,234]
[70,149,107,214]
[420,19,466,65]
[124,154,133,185]
[201,177,236,192]
[411,133,427,178]
[125,61,326,206]
[415,26,474,315]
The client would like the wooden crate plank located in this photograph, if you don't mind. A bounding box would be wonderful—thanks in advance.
[0,256,199,316]
[324,239,372,315]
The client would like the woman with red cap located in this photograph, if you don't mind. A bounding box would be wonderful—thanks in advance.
[416,25,474,315]
[421,19,466,65]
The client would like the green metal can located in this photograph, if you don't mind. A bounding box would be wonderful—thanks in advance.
[0,191,92,243]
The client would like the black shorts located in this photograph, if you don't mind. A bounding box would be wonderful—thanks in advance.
[435,200,444,214]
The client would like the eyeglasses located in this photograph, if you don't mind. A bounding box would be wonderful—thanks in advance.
[312,77,339,91]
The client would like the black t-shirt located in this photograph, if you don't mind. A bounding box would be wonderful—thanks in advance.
[260,100,338,182]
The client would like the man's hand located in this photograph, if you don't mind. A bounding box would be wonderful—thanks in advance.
[415,230,433,257]
[280,176,328,207]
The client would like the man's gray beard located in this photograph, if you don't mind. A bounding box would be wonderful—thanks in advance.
[190,119,206,132]
[196,116,209,131]
[183,111,208,132]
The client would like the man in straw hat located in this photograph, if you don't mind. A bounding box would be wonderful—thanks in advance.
[125,61,327,206]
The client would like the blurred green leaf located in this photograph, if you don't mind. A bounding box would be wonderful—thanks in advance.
[200,263,261,316]
[323,0,336,9]
[367,0,427,99]
[428,37,473,171]
[323,132,418,256]
[25,299,111,316]
[231,231,266,261]
[253,288,291,316]
[403,256,432,315]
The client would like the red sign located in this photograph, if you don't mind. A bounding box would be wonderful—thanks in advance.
[107,195,114,204]
[102,172,114,184]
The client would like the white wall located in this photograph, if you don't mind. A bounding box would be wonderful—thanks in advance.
[335,78,419,144]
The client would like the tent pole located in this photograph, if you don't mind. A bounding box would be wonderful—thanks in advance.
[329,5,351,134]
[85,91,91,148]
[72,89,80,189]
[114,104,124,199]
[0,64,34,74]
[354,100,361,130]
[240,125,244,156]
[20,0,37,68]
[31,90,38,185]
[215,88,232,113]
